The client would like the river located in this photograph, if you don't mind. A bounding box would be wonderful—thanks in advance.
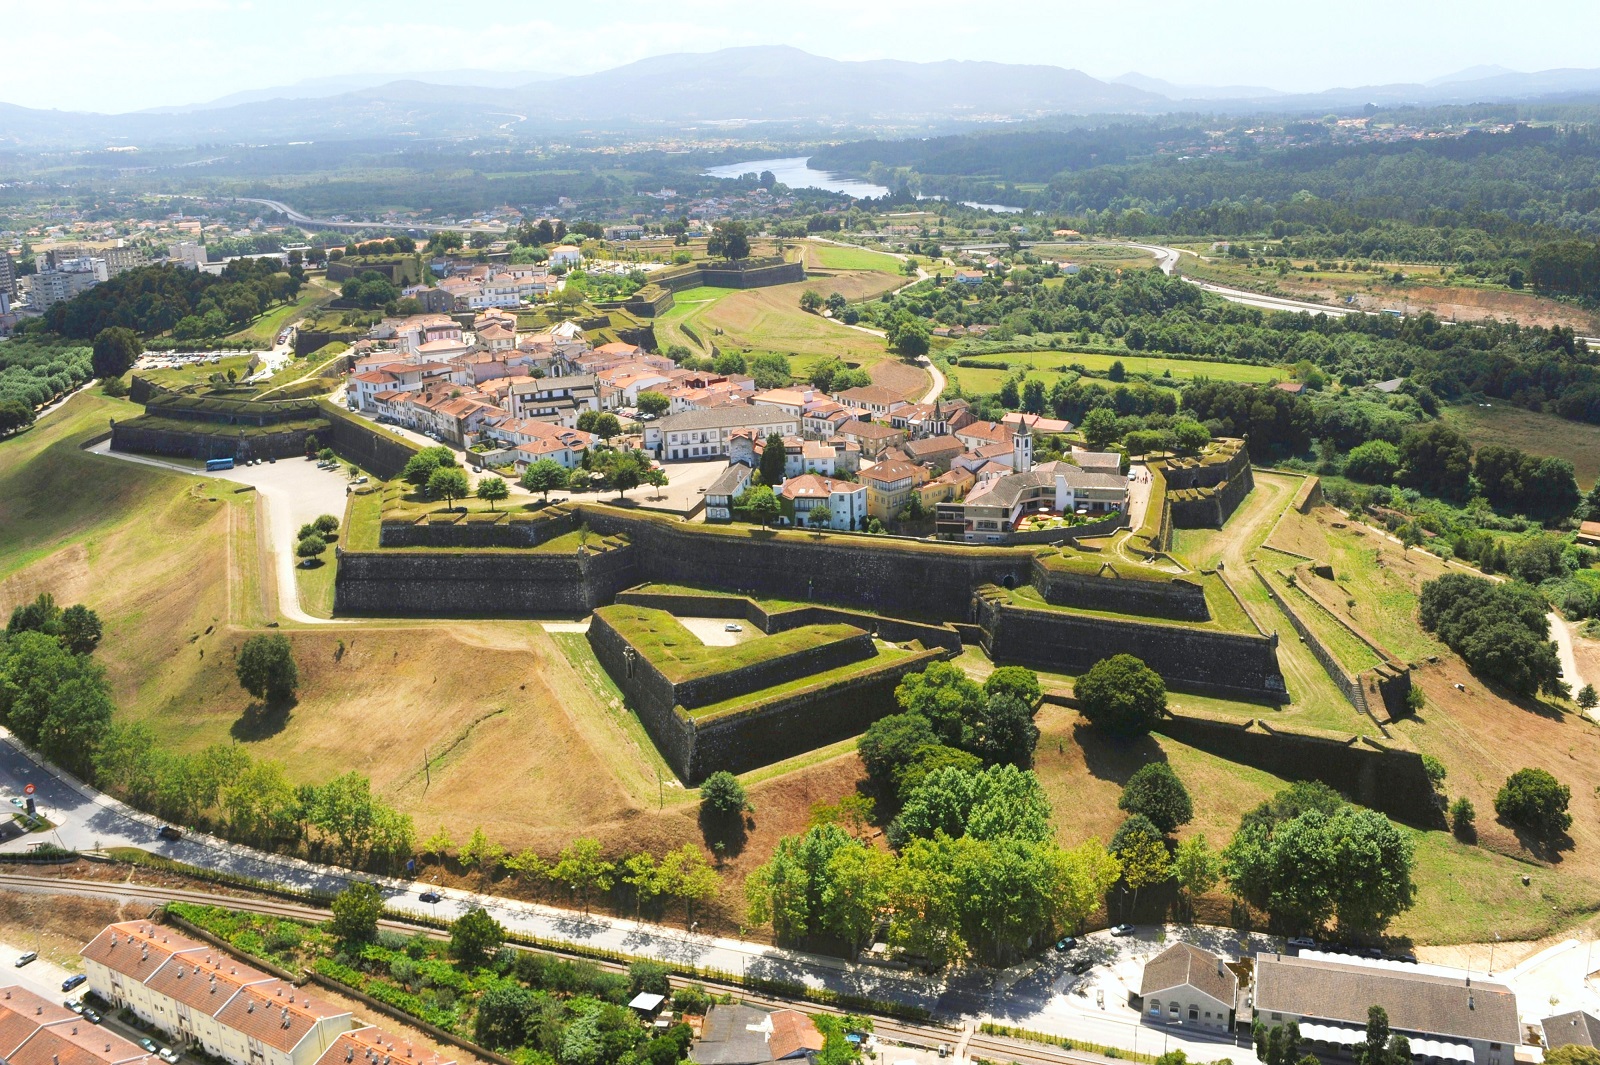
[703,156,889,198]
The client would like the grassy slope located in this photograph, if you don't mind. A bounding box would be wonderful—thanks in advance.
[948,350,1283,394]
[805,243,904,273]
[596,604,864,684]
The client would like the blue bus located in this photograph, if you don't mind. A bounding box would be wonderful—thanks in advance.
[206,457,235,472]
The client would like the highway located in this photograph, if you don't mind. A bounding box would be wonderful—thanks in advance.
[232,197,507,235]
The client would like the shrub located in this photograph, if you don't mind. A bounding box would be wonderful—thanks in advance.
[1075,654,1166,737]
[699,771,748,817]
[1494,767,1571,841]
[1450,797,1476,840]
[1117,763,1193,833]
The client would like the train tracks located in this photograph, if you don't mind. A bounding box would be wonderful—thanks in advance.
[0,874,1109,1065]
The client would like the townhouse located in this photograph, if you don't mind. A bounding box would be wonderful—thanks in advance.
[836,419,906,460]
[81,922,353,1065]
[494,422,596,471]
[860,460,929,520]
[936,461,1129,543]
[647,404,800,461]
[0,985,158,1065]
[833,385,909,418]
[505,375,600,424]
[312,1027,453,1065]
[780,475,868,531]
[704,464,754,523]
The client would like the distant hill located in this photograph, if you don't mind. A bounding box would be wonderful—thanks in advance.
[6,48,1600,150]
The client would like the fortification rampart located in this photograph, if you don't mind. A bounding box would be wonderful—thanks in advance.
[379,508,576,549]
[1031,561,1209,622]
[317,402,423,480]
[1155,441,1255,530]
[614,589,965,653]
[334,546,638,616]
[975,588,1287,703]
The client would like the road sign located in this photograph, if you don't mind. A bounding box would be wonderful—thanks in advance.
[23,784,34,796]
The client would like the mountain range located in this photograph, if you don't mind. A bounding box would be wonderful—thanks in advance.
[5,46,1600,150]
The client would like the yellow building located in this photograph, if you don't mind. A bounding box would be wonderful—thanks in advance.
[861,460,929,520]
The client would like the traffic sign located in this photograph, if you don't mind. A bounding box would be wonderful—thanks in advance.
[22,784,34,796]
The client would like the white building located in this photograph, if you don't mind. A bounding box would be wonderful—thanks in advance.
[780,474,868,530]
[28,257,107,311]
[646,404,800,461]
[81,922,353,1065]
[1138,943,1238,1034]
[169,242,208,270]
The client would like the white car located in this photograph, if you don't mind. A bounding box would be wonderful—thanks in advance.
[14,952,37,967]
[723,623,743,633]
[158,1050,181,1064]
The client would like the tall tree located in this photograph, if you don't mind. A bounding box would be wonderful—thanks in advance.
[759,432,788,487]
[1118,763,1194,834]
[236,633,298,703]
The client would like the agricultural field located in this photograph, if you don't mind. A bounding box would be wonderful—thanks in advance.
[803,241,905,273]
[947,348,1283,394]
[1031,244,1160,268]
[1443,401,1600,489]
[654,271,929,400]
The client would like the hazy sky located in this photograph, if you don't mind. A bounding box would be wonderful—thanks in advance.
[9,0,1600,113]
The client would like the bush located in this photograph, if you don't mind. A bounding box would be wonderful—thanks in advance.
[1344,440,1400,483]
[1494,767,1571,842]
[1418,574,1562,696]
[1450,796,1476,840]
[699,771,748,817]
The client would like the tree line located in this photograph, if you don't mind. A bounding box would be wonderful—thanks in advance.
[44,259,303,340]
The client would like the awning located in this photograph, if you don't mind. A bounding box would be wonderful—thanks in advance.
[1297,1023,1365,1047]
[1408,1038,1475,1063]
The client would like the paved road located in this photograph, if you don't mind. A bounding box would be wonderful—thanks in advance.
[917,356,946,405]
[234,197,507,235]
[1547,610,1594,718]
[84,444,351,625]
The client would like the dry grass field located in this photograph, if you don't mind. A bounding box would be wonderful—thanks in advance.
[1443,402,1600,490]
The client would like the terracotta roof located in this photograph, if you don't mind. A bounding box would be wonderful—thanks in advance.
[766,1011,824,1060]
[80,923,203,988]
[313,1027,455,1065]
[861,461,919,485]
[835,385,906,407]
[1254,954,1518,1045]
[903,435,964,459]
[213,981,349,1054]
[9,1024,155,1065]
[838,419,901,441]
[780,475,862,501]
[0,987,78,1056]
[1139,943,1238,1008]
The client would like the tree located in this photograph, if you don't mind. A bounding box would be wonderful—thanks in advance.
[1344,440,1400,483]
[658,843,719,923]
[91,327,143,380]
[329,881,384,944]
[520,458,569,500]
[707,221,750,260]
[893,322,930,359]
[474,982,537,1051]
[403,445,457,487]
[629,960,671,997]
[745,824,857,942]
[1046,838,1122,934]
[449,907,504,969]
[1110,815,1171,916]
[800,290,824,314]
[1450,796,1476,840]
[476,475,509,511]
[965,692,1040,767]
[1545,1048,1600,1065]
[700,771,748,818]
[1494,767,1572,842]
[637,390,670,417]
[760,432,788,488]
[57,604,102,656]
[1580,685,1599,713]
[7,593,60,637]
[600,451,646,499]
[894,660,987,746]
[313,514,340,535]
[858,713,939,788]
[427,466,470,507]
[236,633,298,703]
[740,483,780,526]
[1173,834,1222,917]
[459,826,505,876]
[1399,422,1474,499]
[1418,574,1562,696]
[551,837,614,910]
[1075,655,1166,737]
[819,843,892,955]
[983,666,1041,706]
[895,765,1053,844]
[1171,419,1210,452]
[296,533,327,560]
[1080,408,1120,451]
[1118,763,1193,834]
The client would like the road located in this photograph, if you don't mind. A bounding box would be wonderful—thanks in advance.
[233,197,507,235]
[917,355,946,404]
[1547,611,1594,718]
[84,444,351,625]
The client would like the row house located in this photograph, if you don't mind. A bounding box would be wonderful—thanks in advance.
[488,420,597,470]
[833,384,909,418]
[704,464,753,523]
[411,392,502,445]
[81,922,352,1065]
[836,419,906,460]
[860,460,929,520]
[749,387,819,419]
[888,401,951,437]
[646,404,800,461]
[0,985,159,1065]
[597,364,674,409]
[311,1028,453,1065]
[505,375,600,425]
[901,433,966,471]
[802,400,864,438]
[780,475,868,531]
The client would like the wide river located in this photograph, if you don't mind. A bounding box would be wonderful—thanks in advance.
[703,157,890,199]
[705,156,1024,213]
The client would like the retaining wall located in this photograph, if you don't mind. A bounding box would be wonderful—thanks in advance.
[334,546,638,616]
[110,421,327,462]
[614,589,965,653]
[379,510,576,548]
[975,589,1287,703]
[317,402,423,480]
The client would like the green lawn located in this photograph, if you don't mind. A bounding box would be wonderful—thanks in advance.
[689,645,920,721]
[807,243,905,273]
[293,557,336,618]
[594,604,867,686]
[949,349,1284,393]
[224,284,336,348]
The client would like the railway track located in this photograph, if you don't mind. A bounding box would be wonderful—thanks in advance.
[0,874,1109,1065]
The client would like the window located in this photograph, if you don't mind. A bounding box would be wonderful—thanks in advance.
[1189,1006,1199,1021]
[1272,1013,1282,1021]
[1149,1000,1162,1017]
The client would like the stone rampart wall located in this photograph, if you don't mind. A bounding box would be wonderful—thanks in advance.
[317,402,422,480]
[672,630,876,710]
[1031,563,1209,622]
[976,592,1287,703]
[333,547,638,616]
[379,510,576,549]
[1155,714,1439,826]
[611,590,966,653]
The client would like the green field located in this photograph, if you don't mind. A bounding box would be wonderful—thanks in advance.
[224,282,336,348]
[948,349,1284,394]
[806,243,905,274]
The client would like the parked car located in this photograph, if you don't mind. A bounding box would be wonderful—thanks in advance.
[8,796,25,809]
[157,825,183,841]
[64,1000,84,1014]
[14,952,37,967]
[1054,937,1077,952]
[159,1048,181,1063]
[723,623,743,632]
[1110,923,1135,937]
[1287,937,1317,951]
[418,890,441,904]
[1069,958,1094,974]
[138,1039,159,1054]
[82,1008,102,1024]
[62,974,86,992]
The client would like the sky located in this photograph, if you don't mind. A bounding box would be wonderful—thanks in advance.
[8,0,1600,114]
